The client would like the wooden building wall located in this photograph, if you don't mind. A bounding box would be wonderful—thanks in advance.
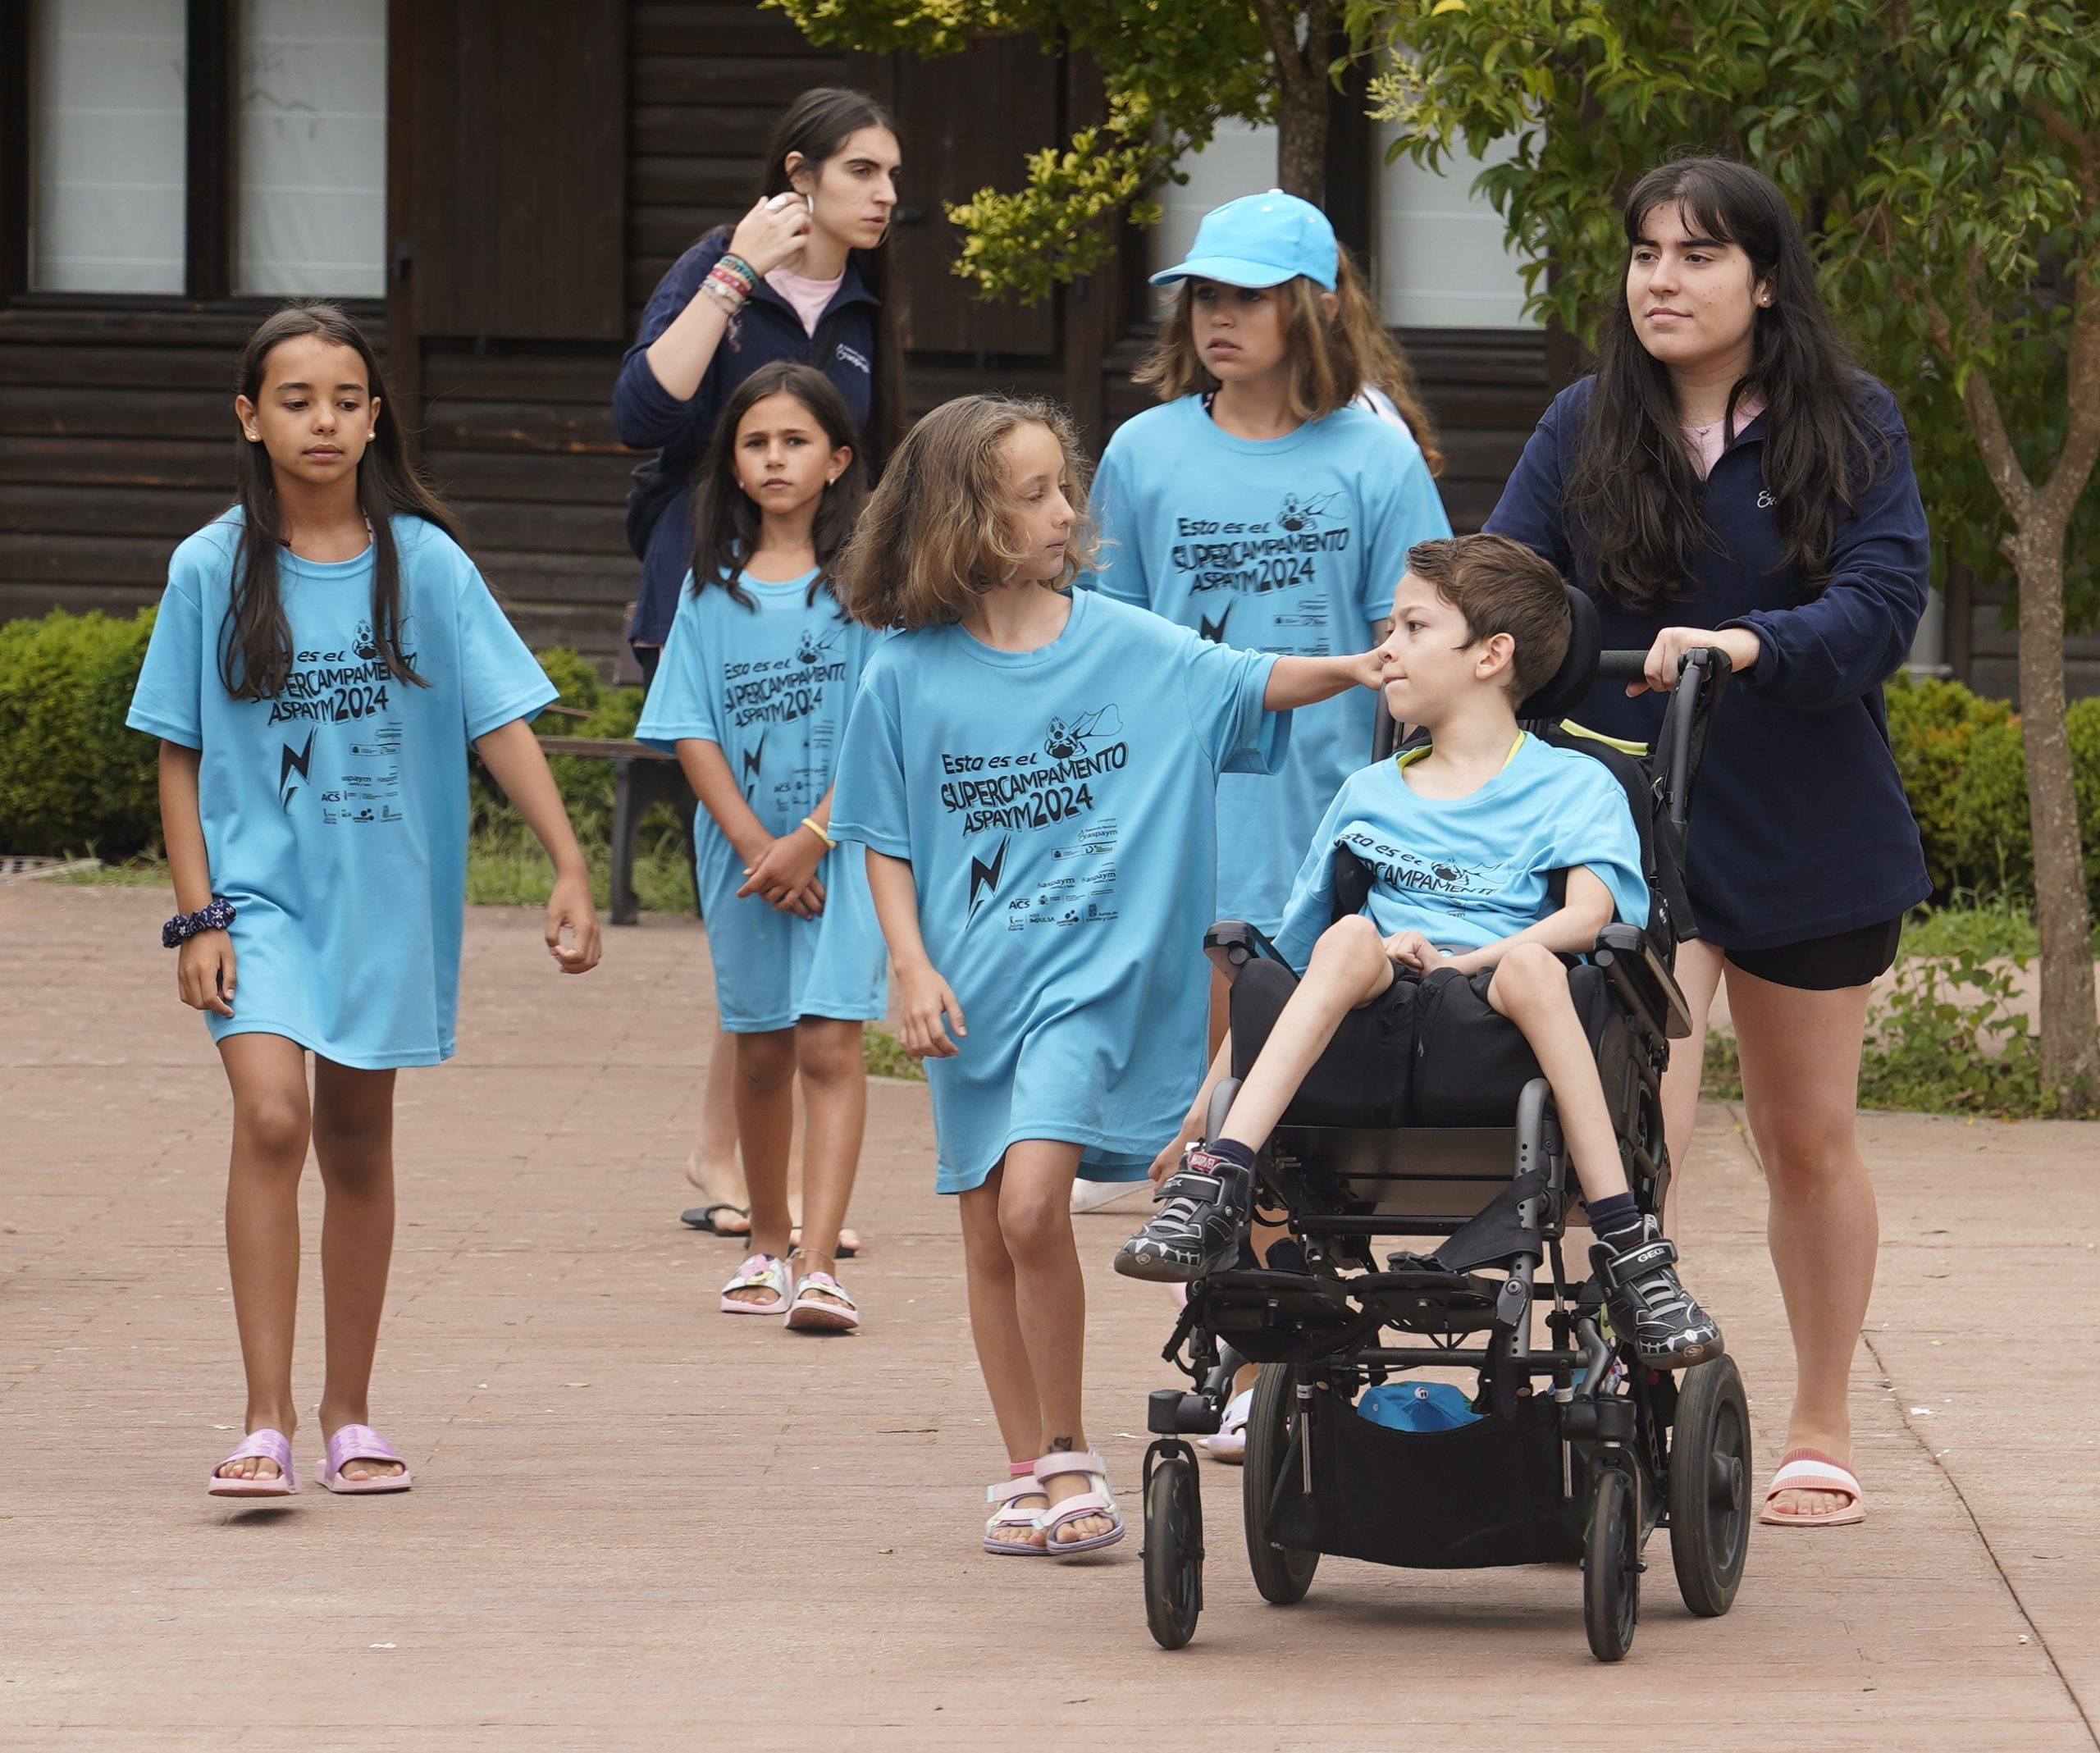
[0,0,1560,673]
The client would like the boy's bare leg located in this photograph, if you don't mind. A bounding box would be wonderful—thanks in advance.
[1482,941,1629,1205]
[1216,916,1395,1149]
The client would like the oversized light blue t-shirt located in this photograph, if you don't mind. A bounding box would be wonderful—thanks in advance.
[635,567,888,1033]
[1272,734,1650,972]
[126,513,556,1067]
[828,590,1286,1193]
[1086,396,1449,933]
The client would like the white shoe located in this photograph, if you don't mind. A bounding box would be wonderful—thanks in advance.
[1070,1176,1146,1215]
[1202,1388,1253,1463]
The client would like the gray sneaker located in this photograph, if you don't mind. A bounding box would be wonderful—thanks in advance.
[1591,1217,1724,1370]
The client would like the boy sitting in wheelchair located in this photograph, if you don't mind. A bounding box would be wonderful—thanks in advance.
[1116,533,1723,1371]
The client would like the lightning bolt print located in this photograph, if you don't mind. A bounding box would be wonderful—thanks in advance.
[1198,609,1232,645]
[966,835,1011,924]
[278,732,315,810]
[741,733,768,801]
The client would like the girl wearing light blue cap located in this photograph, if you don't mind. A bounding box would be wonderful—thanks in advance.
[1085,193,1450,1048]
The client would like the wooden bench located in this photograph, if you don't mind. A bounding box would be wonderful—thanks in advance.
[536,734,694,927]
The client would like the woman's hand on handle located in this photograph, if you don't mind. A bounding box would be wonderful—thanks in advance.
[727,194,813,279]
[177,930,236,1018]
[1629,625,1760,696]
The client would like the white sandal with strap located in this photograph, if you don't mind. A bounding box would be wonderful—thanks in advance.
[783,1268,860,1333]
[719,1253,789,1315]
[1032,1449,1125,1556]
[984,1471,1050,1555]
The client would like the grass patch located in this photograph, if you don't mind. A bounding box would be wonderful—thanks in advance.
[57,854,170,888]
[862,1024,926,1082]
[1701,1027,1742,1102]
[460,833,695,915]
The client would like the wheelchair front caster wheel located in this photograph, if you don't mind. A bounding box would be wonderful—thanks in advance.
[1669,1354,1751,1617]
[1143,1447,1203,1649]
[1584,1463,1641,1662]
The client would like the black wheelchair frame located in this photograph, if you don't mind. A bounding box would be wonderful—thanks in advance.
[1139,632,1754,1663]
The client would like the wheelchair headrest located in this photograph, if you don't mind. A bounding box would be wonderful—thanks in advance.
[1517,584,1600,723]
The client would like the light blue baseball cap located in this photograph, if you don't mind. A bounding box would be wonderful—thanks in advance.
[1150,189,1339,292]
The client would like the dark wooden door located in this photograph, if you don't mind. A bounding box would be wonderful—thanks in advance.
[389,0,628,344]
[883,37,1058,356]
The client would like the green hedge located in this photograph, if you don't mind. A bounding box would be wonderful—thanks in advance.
[0,609,162,858]
[5,609,2094,910]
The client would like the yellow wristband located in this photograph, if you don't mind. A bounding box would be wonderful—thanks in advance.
[800,815,836,850]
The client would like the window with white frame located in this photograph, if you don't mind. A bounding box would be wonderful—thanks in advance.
[32,0,189,293]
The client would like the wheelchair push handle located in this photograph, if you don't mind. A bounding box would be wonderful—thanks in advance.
[1594,647,1732,831]
[1591,646,1732,687]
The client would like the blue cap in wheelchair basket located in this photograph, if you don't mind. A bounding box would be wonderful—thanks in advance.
[1150,190,1340,290]
[1356,1381,1482,1432]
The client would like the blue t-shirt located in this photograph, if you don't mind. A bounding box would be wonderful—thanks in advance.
[634,567,888,1033]
[1273,734,1649,972]
[126,513,556,1067]
[828,590,1286,1193]
[1086,395,1450,932]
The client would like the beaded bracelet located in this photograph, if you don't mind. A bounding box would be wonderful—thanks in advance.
[714,252,759,293]
[162,897,235,949]
[697,273,746,317]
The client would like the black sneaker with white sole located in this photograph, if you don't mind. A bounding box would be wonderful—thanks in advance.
[1591,1217,1725,1370]
[1113,1149,1251,1283]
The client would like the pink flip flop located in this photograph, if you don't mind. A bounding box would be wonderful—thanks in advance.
[317,1424,413,1494]
[208,1428,298,1497]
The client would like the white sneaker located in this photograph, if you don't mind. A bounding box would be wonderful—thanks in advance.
[1070,1176,1146,1215]
[1202,1388,1253,1463]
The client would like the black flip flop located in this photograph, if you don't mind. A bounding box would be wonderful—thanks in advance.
[791,1226,860,1259]
[680,1203,751,1235]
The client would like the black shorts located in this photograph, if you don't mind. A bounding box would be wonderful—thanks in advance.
[1725,915,1903,992]
[1229,959,1615,1130]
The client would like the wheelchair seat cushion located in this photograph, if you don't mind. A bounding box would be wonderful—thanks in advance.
[1229,957,1616,1130]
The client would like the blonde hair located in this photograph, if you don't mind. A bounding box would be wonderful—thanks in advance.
[835,395,1098,630]
[1134,244,1445,476]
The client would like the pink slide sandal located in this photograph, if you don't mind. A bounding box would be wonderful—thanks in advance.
[317,1424,413,1494]
[1759,1447,1864,1527]
[207,1428,298,1497]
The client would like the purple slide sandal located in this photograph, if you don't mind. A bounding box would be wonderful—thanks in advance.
[207,1428,299,1497]
[317,1424,413,1494]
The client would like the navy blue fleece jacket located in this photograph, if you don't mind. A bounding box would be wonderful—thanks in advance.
[613,235,879,647]
[1485,374,1932,950]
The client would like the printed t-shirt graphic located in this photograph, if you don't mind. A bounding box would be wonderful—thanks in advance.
[635,568,888,1032]
[1085,396,1449,932]
[829,590,1287,1193]
[1271,734,1649,972]
[126,513,556,1067]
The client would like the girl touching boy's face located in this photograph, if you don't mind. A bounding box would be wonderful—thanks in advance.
[733,388,848,520]
[235,334,377,490]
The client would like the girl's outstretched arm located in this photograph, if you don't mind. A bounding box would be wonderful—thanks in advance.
[677,739,826,919]
[865,850,965,1058]
[472,719,603,974]
[159,739,235,1017]
[1264,650,1384,710]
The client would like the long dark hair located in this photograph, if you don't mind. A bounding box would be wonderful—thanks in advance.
[222,304,460,699]
[711,86,904,469]
[692,362,867,609]
[1565,157,1885,613]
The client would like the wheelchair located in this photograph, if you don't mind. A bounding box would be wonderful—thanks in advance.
[1139,588,1751,1663]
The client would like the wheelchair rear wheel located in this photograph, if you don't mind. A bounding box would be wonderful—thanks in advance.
[1244,1363,1319,1605]
[1583,1463,1641,1662]
[1668,1355,1751,1616]
[1143,1447,1203,1650]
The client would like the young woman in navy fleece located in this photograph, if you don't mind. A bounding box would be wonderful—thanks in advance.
[614,87,901,1246]
[1486,157,1930,1532]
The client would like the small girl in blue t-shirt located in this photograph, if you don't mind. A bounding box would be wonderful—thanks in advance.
[637,363,887,1332]
[128,304,601,1500]
[827,393,1381,1559]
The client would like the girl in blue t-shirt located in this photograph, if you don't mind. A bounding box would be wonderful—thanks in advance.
[637,363,886,1332]
[128,304,601,1500]
[1088,191,1452,941]
[828,394,1381,1558]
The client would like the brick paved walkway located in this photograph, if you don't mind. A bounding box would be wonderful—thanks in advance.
[4,883,2096,1749]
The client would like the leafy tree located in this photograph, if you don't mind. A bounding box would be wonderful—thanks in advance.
[1366,0,2099,1104]
[769,0,1355,301]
